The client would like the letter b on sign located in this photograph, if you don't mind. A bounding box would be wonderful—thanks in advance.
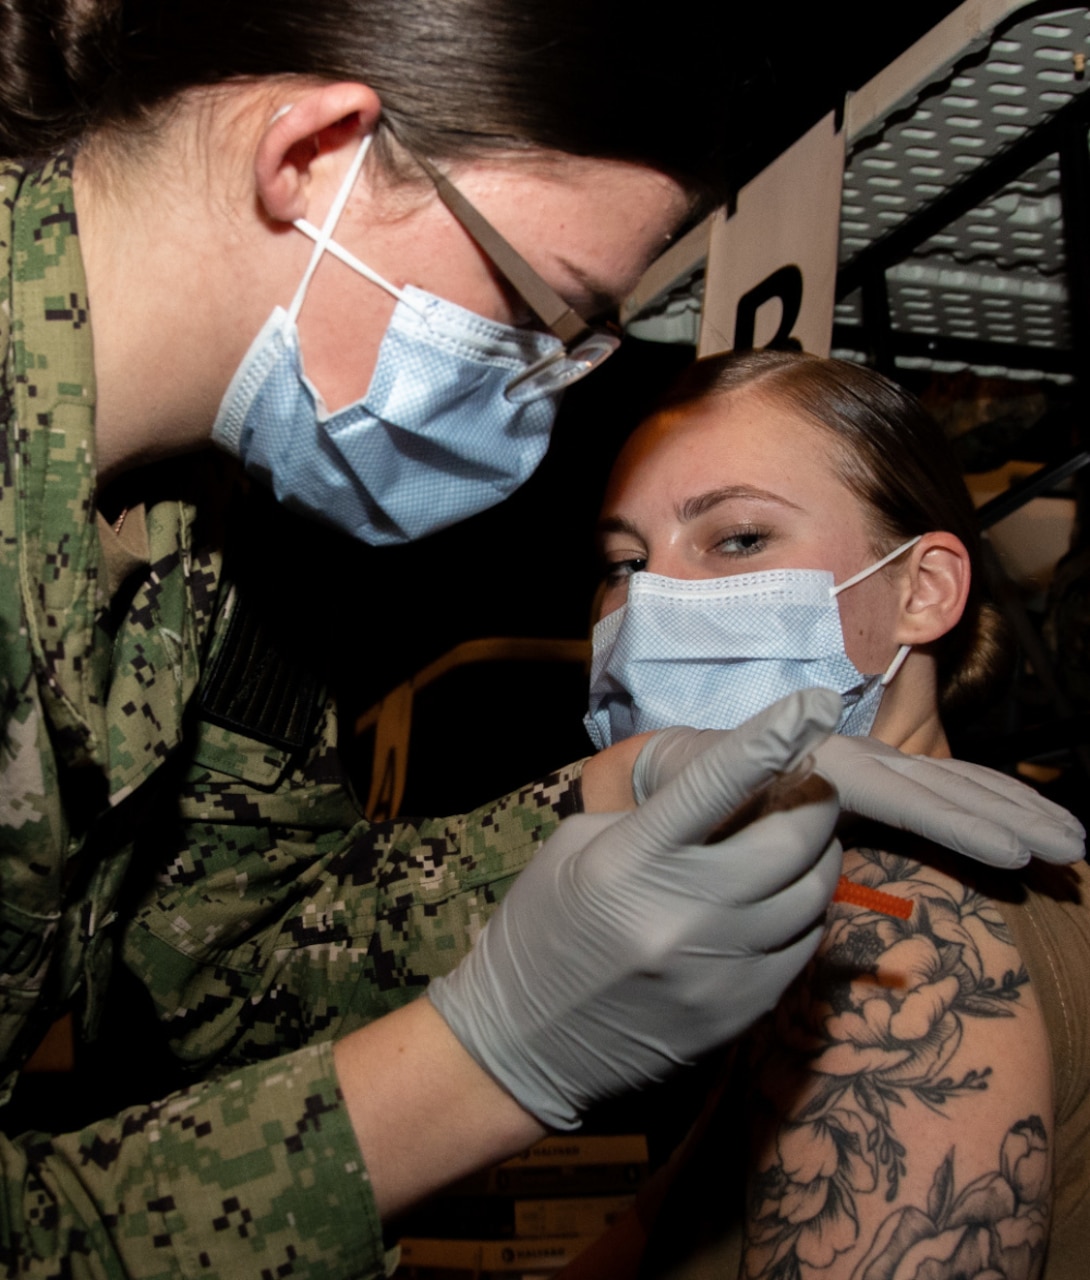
[733,265,804,352]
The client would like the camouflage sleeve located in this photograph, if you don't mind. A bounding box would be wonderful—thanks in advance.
[2,1040,389,1280]
[123,761,586,1073]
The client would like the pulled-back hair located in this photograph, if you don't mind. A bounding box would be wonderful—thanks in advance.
[656,350,1010,720]
[0,0,757,201]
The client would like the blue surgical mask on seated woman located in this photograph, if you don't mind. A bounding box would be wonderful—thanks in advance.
[212,134,565,545]
[584,536,921,749]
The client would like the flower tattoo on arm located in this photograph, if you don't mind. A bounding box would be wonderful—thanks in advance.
[852,1117,1049,1280]
[743,847,1049,1280]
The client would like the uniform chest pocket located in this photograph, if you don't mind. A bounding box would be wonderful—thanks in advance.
[190,590,322,787]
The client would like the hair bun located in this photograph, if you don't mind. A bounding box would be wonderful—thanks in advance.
[0,0,114,154]
[940,601,1013,721]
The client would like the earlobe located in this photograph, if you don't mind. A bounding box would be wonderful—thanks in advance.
[254,82,382,225]
[896,532,971,646]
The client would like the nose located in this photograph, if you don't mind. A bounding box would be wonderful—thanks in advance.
[643,545,707,581]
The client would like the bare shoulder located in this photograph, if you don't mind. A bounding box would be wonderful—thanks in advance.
[743,838,1053,1280]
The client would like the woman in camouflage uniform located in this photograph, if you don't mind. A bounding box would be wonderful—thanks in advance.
[0,4,1082,1278]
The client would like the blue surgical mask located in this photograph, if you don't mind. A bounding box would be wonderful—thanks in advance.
[584,537,921,749]
[212,134,565,544]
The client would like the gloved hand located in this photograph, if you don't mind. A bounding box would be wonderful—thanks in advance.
[633,721,1085,868]
[428,688,843,1131]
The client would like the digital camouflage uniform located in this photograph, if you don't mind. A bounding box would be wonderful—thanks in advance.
[0,155,583,1278]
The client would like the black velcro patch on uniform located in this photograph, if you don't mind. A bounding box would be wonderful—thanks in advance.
[198,595,320,752]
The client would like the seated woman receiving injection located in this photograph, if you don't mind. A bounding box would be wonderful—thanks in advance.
[574,351,1090,1280]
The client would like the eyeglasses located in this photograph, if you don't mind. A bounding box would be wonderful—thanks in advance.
[412,154,621,402]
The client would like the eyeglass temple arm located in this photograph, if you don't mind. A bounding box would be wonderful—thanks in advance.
[414,155,591,347]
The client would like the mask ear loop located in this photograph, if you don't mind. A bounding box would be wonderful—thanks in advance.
[830,534,922,596]
[287,131,422,320]
[830,534,923,689]
[880,643,912,687]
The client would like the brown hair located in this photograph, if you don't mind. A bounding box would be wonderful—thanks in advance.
[0,0,759,204]
[656,350,1010,719]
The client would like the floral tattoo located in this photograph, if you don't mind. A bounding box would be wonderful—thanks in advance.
[744,848,1043,1280]
[851,1117,1049,1280]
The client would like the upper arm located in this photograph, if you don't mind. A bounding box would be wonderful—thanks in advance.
[742,845,1053,1280]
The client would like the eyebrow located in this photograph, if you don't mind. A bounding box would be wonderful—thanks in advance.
[675,485,804,523]
[597,485,804,542]
[597,513,645,539]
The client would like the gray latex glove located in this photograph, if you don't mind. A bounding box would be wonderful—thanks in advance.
[633,721,1085,868]
[428,688,843,1131]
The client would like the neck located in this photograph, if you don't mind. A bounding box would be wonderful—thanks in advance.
[72,93,304,487]
[870,648,951,758]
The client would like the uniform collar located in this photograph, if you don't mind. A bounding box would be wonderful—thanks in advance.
[5,156,216,807]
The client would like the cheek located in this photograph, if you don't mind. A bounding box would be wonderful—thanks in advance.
[596,581,628,622]
[836,580,902,674]
[295,266,394,411]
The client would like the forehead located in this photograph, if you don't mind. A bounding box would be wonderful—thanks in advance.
[604,386,851,510]
[448,154,692,306]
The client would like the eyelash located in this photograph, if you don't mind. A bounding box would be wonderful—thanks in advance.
[602,556,647,586]
[600,524,771,582]
[714,526,769,557]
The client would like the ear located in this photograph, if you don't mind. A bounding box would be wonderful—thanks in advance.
[254,82,383,224]
[894,531,971,647]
